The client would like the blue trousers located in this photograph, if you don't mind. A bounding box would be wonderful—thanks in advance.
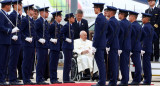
[22,46,35,83]
[95,48,106,85]
[143,52,152,84]
[63,49,73,81]
[8,44,21,82]
[120,50,130,84]
[49,50,60,82]
[36,48,48,82]
[108,49,118,85]
[0,45,10,83]
[131,51,142,83]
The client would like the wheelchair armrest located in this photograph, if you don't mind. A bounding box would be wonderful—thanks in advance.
[73,52,78,59]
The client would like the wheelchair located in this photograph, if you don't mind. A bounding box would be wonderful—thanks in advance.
[70,52,99,81]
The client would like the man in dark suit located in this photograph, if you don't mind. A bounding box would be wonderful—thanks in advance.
[0,0,18,85]
[35,7,50,85]
[128,11,145,85]
[118,9,131,86]
[8,0,23,85]
[145,0,160,61]
[21,4,36,85]
[141,13,158,85]
[73,9,89,39]
[91,3,109,86]
[105,6,120,86]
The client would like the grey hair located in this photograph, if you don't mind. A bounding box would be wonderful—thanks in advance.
[75,9,83,14]
[80,30,86,36]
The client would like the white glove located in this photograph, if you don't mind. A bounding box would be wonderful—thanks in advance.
[92,47,96,54]
[50,38,57,44]
[12,35,18,41]
[38,38,46,44]
[118,50,122,56]
[141,50,145,56]
[25,37,32,43]
[106,47,110,54]
[11,27,19,33]
[130,52,133,56]
[65,38,72,43]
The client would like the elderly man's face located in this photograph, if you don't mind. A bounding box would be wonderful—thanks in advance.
[80,32,87,41]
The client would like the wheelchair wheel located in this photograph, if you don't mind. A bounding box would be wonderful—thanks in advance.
[77,73,81,82]
[70,58,78,81]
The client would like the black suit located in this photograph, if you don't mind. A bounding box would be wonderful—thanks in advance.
[145,7,160,61]
[73,19,89,39]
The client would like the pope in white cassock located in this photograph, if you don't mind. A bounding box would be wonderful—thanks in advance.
[74,31,98,74]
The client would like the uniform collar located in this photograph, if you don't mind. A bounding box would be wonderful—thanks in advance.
[54,20,60,25]
[110,16,115,19]
[1,9,8,15]
[98,12,102,16]
[121,18,127,21]
[40,16,47,22]
[150,5,156,10]
[26,15,33,19]
[13,10,19,15]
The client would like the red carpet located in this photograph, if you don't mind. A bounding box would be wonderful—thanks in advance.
[3,83,154,86]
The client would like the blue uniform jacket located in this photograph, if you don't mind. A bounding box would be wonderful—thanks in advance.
[60,22,74,50]
[49,20,62,51]
[35,17,50,49]
[120,18,132,51]
[73,19,89,39]
[9,10,22,45]
[93,13,109,49]
[21,15,36,47]
[131,21,145,52]
[0,9,12,45]
[106,16,120,50]
[142,22,158,53]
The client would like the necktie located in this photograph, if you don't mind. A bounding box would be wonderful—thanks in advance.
[78,22,80,27]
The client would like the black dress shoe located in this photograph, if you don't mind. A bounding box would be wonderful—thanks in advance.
[118,82,128,86]
[128,81,140,85]
[91,83,106,86]
[63,81,75,83]
[30,76,34,79]
[17,76,22,80]
[9,81,23,85]
[37,81,49,85]
[24,81,35,85]
[140,82,151,85]
[51,81,62,84]
[0,82,8,85]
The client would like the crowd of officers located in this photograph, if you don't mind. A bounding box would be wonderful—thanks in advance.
[0,0,159,86]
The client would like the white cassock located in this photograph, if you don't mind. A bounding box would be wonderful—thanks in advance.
[74,39,98,73]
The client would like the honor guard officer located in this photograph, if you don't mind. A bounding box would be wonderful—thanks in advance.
[141,13,158,85]
[145,0,160,61]
[128,11,145,85]
[8,0,23,85]
[49,11,63,84]
[105,6,120,86]
[35,7,50,85]
[118,9,132,86]
[91,3,109,86]
[21,4,36,85]
[73,9,89,39]
[0,0,18,85]
[60,13,75,83]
